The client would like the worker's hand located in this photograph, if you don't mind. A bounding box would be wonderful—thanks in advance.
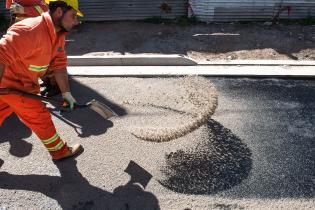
[62,92,77,110]
[10,3,25,15]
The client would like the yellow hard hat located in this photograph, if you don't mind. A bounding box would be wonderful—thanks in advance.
[45,0,83,17]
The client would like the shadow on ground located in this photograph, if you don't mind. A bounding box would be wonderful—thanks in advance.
[50,78,126,138]
[158,119,252,195]
[50,107,114,138]
[0,159,160,210]
[0,114,32,158]
[69,78,126,116]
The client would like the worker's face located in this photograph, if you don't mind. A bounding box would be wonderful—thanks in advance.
[54,7,78,32]
[60,8,79,32]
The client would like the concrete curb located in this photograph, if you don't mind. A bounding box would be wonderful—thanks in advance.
[68,55,197,66]
[68,55,315,67]
[198,60,315,66]
[67,55,315,77]
[68,65,315,78]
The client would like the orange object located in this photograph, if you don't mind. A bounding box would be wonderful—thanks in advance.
[0,94,68,159]
[0,12,67,94]
[6,0,13,9]
[6,0,48,18]
[0,12,69,159]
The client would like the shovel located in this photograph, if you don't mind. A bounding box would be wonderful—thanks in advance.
[0,88,117,119]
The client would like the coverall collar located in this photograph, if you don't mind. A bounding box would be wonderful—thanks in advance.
[42,12,67,44]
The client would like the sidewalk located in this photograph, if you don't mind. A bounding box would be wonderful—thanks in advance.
[64,21,315,77]
[66,21,315,61]
[67,55,315,78]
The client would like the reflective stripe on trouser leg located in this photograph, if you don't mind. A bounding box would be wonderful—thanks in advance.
[0,94,69,159]
[42,133,68,159]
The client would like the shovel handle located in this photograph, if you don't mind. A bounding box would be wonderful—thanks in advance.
[0,88,90,110]
[0,88,63,104]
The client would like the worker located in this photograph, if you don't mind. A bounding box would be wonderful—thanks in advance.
[6,0,60,97]
[0,0,84,161]
[6,0,48,22]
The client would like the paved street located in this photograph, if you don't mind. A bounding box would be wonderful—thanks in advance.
[0,75,314,210]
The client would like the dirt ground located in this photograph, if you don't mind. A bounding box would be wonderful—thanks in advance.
[65,21,315,61]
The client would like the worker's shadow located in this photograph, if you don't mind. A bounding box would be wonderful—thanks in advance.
[69,78,127,117]
[47,78,127,138]
[0,159,160,210]
[110,160,160,210]
[0,114,33,158]
[50,107,113,138]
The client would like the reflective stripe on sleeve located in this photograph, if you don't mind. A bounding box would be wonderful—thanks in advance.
[29,64,49,72]
[34,5,44,15]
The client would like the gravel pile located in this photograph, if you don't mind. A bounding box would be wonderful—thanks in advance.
[120,76,218,142]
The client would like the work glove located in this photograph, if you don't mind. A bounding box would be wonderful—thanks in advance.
[62,92,77,111]
[10,3,25,15]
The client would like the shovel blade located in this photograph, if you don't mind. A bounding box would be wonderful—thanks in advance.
[89,100,117,119]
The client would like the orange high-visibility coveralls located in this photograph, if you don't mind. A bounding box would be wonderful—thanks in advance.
[0,13,69,159]
[6,0,48,19]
